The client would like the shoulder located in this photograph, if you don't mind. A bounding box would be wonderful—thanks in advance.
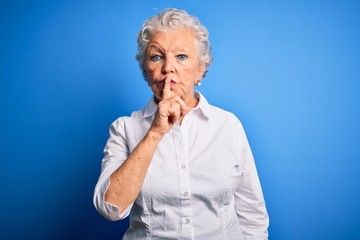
[198,92,241,125]
[208,104,244,129]
[197,91,245,131]
[110,107,145,132]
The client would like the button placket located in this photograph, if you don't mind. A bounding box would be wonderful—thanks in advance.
[172,124,193,239]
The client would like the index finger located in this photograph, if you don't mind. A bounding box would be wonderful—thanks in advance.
[162,77,171,100]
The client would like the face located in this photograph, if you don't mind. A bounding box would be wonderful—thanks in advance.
[144,28,206,104]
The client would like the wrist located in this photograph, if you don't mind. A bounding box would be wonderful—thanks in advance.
[147,128,165,142]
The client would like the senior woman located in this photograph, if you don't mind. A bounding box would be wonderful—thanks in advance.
[94,8,269,239]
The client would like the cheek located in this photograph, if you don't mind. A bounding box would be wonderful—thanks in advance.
[148,79,160,92]
[145,65,160,80]
[148,81,162,98]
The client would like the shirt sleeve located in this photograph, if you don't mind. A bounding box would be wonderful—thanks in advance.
[234,123,269,239]
[93,118,133,221]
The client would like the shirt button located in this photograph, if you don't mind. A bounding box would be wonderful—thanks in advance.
[181,164,186,169]
[183,192,189,197]
[186,218,190,224]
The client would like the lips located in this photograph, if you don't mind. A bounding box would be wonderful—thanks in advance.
[159,79,176,83]
[158,79,176,87]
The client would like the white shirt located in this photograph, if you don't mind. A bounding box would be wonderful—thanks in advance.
[93,92,269,239]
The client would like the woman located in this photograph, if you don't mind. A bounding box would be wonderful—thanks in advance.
[94,8,269,239]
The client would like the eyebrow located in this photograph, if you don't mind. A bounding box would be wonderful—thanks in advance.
[147,43,164,53]
[147,43,191,53]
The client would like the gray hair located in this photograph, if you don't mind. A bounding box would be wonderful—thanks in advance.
[136,8,212,81]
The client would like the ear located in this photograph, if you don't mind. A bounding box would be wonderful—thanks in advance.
[198,63,207,80]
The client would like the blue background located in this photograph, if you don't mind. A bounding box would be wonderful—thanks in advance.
[1,0,359,239]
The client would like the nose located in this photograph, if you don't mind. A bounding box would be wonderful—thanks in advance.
[162,57,175,74]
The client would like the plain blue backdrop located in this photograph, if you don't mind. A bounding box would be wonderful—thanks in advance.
[1,0,359,239]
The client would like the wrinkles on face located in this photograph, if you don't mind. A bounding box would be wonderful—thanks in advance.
[145,29,206,106]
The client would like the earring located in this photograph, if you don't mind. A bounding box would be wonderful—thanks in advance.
[195,81,201,86]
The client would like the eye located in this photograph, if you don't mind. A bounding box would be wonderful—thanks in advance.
[177,54,188,61]
[150,55,162,62]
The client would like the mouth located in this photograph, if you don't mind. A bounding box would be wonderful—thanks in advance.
[159,79,176,87]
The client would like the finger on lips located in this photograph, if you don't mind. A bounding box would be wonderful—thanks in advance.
[160,78,191,120]
[163,78,171,100]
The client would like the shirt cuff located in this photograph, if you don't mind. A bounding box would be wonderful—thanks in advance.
[96,179,133,221]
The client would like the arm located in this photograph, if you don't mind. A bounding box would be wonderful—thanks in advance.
[104,128,163,213]
[235,125,269,239]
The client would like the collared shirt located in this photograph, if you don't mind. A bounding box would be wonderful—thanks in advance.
[93,92,269,240]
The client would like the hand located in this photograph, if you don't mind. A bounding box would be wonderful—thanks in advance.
[150,77,190,136]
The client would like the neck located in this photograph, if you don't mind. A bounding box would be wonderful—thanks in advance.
[184,91,199,109]
[178,93,199,125]
[188,95,199,109]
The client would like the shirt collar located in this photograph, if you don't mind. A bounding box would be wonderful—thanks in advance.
[143,96,158,118]
[142,91,211,119]
[193,91,211,119]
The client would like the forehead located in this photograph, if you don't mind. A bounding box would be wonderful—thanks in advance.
[148,28,197,51]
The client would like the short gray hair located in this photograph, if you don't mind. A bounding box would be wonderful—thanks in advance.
[136,8,212,81]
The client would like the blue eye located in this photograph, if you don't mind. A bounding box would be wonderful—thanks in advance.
[177,54,188,61]
[150,55,162,62]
